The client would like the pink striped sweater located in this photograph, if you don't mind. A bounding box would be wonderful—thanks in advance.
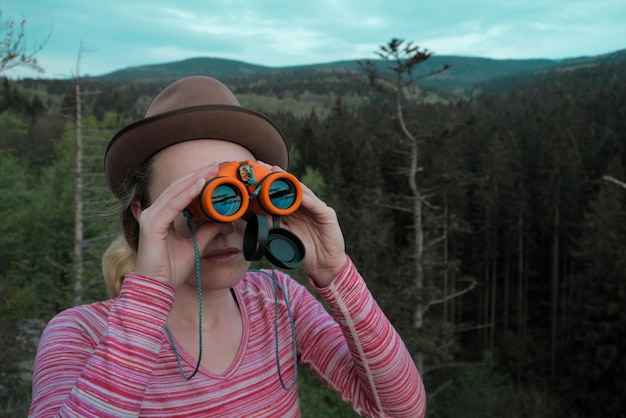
[29,258,425,417]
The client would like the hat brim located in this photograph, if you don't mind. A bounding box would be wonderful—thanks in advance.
[105,104,289,198]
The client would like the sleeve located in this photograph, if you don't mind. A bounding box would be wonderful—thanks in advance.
[29,275,175,418]
[293,257,426,418]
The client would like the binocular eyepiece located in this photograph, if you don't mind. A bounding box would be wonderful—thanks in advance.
[187,160,305,269]
[187,160,302,223]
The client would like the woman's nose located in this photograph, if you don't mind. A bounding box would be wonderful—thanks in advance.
[216,221,235,235]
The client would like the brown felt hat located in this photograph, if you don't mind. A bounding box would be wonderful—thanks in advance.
[105,76,288,198]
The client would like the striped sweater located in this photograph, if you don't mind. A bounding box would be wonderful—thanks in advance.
[29,258,426,417]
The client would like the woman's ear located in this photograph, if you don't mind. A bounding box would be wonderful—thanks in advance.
[131,200,143,221]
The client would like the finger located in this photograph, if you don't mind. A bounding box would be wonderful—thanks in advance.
[149,164,218,219]
[256,160,283,173]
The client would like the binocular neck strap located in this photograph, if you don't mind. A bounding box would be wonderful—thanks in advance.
[165,210,204,380]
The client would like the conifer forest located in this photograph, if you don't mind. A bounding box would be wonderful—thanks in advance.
[1,38,626,416]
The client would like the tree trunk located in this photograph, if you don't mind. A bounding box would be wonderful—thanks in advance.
[504,253,510,332]
[516,207,524,384]
[483,265,489,350]
[396,91,425,372]
[443,190,449,322]
[550,178,560,385]
[411,143,425,372]
[73,56,84,306]
[490,257,497,352]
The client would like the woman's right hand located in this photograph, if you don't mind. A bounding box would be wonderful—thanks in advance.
[132,163,219,288]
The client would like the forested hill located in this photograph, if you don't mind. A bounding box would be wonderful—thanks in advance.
[15,48,626,123]
[95,48,626,95]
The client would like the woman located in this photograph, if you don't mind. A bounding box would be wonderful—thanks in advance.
[29,76,426,417]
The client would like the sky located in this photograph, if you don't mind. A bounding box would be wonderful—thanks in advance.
[2,0,625,79]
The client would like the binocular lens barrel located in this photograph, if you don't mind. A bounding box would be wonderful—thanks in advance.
[256,172,302,216]
[268,179,297,210]
[191,176,249,223]
[212,184,244,216]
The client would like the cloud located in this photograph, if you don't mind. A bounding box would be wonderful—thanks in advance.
[109,4,347,66]
[4,0,624,78]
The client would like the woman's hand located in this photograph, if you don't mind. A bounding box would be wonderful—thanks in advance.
[132,163,220,288]
[261,162,348,287]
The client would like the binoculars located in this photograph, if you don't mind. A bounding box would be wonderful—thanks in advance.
[187,160,302,223]
[187,160,305,269]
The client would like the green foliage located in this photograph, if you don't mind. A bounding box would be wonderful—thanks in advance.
[298,366,359,417]
[562,161,626,416]
[0,137,75,317]
[300,166,328,202]
[0,110,26,135]
[238,91,365,119]
[0,106,115,412]
[0,379,31,418]
[0,150,48,414]
[427,355,565,418]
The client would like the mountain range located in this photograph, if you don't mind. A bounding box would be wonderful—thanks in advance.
[94,48,626,95]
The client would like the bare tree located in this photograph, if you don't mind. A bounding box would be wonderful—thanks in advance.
[0,11,49,74]
[358,39,475,373]
[70,42,122,305]
[73,43,85,305]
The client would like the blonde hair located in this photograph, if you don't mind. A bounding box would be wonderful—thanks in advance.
[102,234,137,298]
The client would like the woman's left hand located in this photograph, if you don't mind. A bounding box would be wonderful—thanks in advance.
[260,163,347,287]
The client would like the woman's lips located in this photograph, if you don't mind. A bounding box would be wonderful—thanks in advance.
[203,247,241,263]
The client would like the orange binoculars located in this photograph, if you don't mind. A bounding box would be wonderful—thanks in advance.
[187,160,303,223]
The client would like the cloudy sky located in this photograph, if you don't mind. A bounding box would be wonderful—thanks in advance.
[3,0,625,79]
